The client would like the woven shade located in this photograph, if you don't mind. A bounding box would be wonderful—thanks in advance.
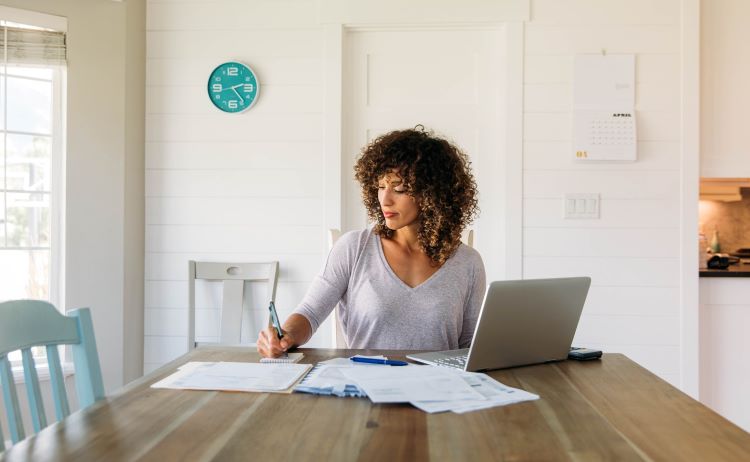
[0,25,66,66]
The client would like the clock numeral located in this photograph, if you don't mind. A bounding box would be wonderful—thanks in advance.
[212,83,222,92]
[228,100,239,109]
[227,67,239,76]
[243,84,254,93]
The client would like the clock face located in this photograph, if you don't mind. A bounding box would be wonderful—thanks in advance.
[207,61,259,113]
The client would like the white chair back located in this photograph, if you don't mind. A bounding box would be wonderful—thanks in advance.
[188,261,279,350]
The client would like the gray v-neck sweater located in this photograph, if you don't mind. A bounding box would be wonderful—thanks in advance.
[294,228,487,350]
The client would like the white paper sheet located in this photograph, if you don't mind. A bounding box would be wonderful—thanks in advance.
[411,371,539,414]
[152,361,311,392]
[341,365,486,403]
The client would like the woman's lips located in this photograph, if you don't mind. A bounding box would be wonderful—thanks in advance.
[383,211,397,218]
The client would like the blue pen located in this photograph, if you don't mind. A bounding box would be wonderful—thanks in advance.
[268,301,283,340]
[350,356,408,366]
[267,301,289,359]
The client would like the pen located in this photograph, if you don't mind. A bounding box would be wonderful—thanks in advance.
[268,301,283,340]
[350,356,408,366]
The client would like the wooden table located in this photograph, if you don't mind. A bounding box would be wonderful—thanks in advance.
[2,347,749,461]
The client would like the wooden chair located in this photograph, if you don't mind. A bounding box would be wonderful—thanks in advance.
[0,300,105,450]
[188,261,279,350]
[461,228,475,248]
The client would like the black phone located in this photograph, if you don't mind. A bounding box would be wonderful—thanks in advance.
[568,347,602,361]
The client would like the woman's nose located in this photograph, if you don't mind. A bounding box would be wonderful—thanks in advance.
[379,189,394,205]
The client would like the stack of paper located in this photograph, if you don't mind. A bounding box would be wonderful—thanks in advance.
[294,356,386,397]
[152,361,311,393]
[411,370,539,414]
[340,364,539,413]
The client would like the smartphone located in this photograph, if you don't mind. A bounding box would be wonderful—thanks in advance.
[568,347,602,361]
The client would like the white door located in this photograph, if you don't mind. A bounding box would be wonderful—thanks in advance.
[342,27,507,280]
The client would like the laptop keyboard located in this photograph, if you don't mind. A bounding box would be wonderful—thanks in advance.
[431,354,468,369]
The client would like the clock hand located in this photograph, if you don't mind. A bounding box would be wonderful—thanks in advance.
[232,87,245,104]
[218,84,243,92]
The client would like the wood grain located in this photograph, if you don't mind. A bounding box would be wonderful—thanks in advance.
[1,349,748,462]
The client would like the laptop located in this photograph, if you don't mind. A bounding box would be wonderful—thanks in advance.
[407,277,591,372]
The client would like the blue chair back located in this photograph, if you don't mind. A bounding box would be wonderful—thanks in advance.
[0,300,105,450]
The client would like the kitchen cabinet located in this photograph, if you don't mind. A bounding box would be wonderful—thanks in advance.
[699,277,750,432]
[701,0,750,177]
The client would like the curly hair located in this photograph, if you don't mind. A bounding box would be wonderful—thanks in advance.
[353,127,479,265]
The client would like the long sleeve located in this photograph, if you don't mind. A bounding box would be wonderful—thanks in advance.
[458,251,487,348]
[293,230,361,333]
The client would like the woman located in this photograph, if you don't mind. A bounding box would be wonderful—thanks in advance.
[257,127,486,357]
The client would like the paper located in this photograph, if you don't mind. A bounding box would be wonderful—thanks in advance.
[152,361,311,392]
[572,54,637,161]
[260,352,304,364]
[341,365,486,403]
[573,54,634,109]
[411,370,539,414]
[294,355,387,397]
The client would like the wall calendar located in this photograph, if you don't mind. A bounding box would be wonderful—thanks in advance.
[573,54,637,162]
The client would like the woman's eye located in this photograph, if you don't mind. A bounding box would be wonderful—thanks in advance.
[394,189,406,193]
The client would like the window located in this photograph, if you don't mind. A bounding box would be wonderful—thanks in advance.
[0,16,66,365]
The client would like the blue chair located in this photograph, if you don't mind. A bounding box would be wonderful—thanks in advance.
[0,300,105,450]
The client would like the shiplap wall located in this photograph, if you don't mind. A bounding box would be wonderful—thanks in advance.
[523,0,682,386]
[145,0,686,385]
[144,0,332,373]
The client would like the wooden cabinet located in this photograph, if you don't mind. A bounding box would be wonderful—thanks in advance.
[699,278,750,432]
[701,0,750,177]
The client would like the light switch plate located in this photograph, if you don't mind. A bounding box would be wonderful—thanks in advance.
[564,193,600,219]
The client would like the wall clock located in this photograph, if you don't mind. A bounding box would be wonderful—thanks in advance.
[207,61,259,113]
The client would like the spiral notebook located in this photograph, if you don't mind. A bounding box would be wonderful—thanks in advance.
[260,352,304,364]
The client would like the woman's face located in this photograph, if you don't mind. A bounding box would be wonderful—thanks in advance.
[377,172,419,230]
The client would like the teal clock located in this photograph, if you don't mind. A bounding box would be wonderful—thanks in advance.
[207,61,259,113]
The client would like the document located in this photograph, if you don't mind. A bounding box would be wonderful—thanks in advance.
[294,356,387,397]
[152,361,311,393]
[341,364,486,403]
[411,371,539,414]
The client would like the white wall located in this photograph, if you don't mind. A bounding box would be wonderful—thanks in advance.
[522,0,684,387]
[144,0,330,373]
[1,0,147,391]
[144,0,691,389]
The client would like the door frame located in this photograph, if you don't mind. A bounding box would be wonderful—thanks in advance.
[679,0,700,399]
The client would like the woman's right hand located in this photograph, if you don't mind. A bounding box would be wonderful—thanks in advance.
[256,327,296,358]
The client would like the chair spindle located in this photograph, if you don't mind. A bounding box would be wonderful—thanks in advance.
[0,355,25,443]
[46,345,70,420]
[21,348,47,432]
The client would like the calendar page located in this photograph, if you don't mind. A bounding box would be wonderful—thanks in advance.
[573,110,636,161]
[573,55,637,162]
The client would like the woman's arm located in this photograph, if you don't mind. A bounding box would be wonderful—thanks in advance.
[459,252,487,348]
[256,230,363,358]
[257,313,312,357]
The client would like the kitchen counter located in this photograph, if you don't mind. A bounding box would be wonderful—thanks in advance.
[700,263,750,277]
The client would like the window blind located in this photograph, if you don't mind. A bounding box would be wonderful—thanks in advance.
[0,25,66,66]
